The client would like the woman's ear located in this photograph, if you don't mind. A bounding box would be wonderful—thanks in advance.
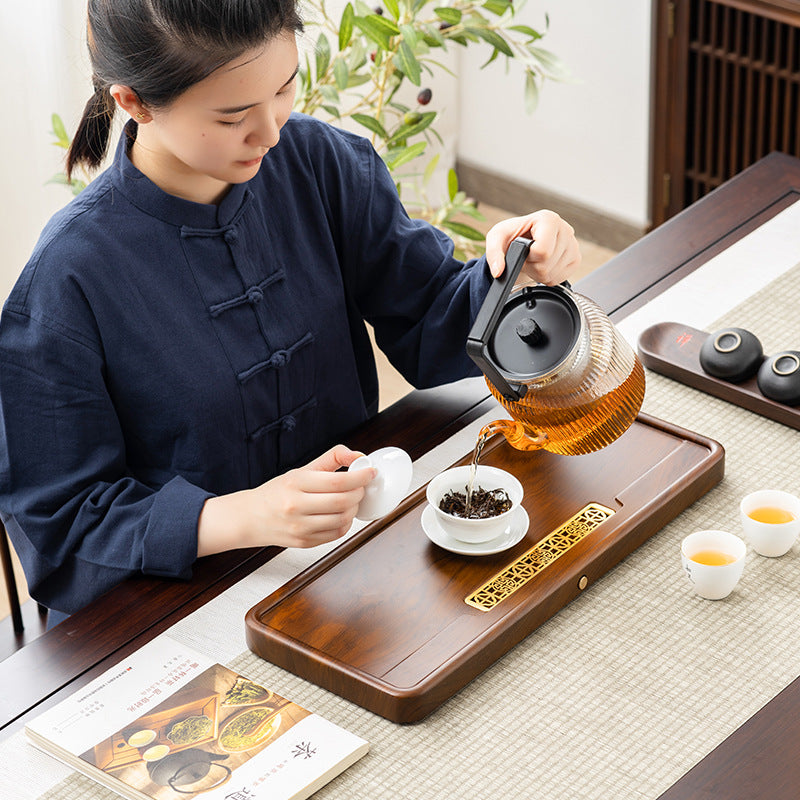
[109,85,151,123]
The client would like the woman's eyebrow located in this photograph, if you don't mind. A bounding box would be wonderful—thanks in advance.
[214,65,300,114]
[282,65,300,86]
[214,102,257,114]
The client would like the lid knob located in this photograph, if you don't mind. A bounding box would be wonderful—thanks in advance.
[515,317,545,346]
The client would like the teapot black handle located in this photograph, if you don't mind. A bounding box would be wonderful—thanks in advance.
[466,237,533,401]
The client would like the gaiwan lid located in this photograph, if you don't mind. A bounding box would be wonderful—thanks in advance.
[467,238,582,400]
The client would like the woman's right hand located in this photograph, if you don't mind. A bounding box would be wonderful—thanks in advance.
[196,444,376,557]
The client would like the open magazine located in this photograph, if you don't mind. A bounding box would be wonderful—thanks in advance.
[25,636,368,800]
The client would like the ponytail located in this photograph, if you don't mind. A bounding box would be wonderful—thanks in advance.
[68,0,304,182]
[65,85,116,181]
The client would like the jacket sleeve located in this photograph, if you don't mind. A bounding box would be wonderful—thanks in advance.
[0,307,211,614]
[336,136,494,389]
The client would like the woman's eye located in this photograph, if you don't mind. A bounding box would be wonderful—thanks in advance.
[219,117,245,127]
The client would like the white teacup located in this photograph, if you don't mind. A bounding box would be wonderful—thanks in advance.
[426,465,523,543]
[127,729,157,748]
[739,489,800,557]
[348,446,412,521]
[681,530,746,600]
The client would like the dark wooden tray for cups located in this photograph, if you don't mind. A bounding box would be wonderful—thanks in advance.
[245,413,724,723]
[638,321,800,430]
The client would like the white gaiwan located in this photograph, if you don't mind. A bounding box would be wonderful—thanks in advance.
[426,465,523,544]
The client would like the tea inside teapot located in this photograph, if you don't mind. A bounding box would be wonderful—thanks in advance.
[467,237,645,457]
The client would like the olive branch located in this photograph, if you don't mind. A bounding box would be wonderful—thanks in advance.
[296,0,568,257]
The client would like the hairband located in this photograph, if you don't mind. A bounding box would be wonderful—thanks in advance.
[699,327,800,405]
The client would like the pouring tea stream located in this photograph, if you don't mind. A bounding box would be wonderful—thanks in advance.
[464,237,645,508]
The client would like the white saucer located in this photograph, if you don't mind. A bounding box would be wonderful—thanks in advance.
[421,505,529,556]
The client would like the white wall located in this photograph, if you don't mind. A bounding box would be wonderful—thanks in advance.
[0,1,652,303]
[457,0,652,229]
[1,1,90,301]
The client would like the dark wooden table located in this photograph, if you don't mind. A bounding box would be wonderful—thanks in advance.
[2,151,799,799]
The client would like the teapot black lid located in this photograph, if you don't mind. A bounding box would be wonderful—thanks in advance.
[488,284,581,378]
[467,237,583,400]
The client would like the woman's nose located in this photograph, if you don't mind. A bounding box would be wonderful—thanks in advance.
[248,110,280,148]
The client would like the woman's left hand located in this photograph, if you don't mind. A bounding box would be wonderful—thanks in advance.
[484,209,582,285]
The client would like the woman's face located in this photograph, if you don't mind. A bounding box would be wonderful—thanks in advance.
[132,32,299,205]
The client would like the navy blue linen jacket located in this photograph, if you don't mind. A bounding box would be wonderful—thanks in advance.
[0,114,492,613]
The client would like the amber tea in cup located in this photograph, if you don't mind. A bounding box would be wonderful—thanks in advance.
[747,506,796,525]
[681,530,746,600]
[690,549,738,566]
[740,489,800,557]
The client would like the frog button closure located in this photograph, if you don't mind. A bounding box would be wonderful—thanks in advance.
[268,350,288,368]
[246,286,264,305]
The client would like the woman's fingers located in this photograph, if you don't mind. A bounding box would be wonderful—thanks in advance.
[485,210,581,284]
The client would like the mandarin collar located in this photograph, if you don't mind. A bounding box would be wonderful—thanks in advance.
[109,121,251,230]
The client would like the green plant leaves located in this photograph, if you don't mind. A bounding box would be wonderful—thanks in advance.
[434,7,462,24]
[50,113,71,149]
[354,13,400,50]
[443,220,486,241]
[384,141,427,170]
[396,40,422,85]
[529,45,571,80]
[46,173,86,195]
[423,152,441,185]
[333,57,350,90]
[383,0,400,19]
[315,33,331,81]
[524,69,539,113]
[352,113,389,139]
[339,3,355,49]
[389,110,435,144]
[447,168,458,201]
[468,26,514,57]
[509,24,543,41]
[482,0,512,15]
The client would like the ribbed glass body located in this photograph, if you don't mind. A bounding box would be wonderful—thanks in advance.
[483,291,646,456]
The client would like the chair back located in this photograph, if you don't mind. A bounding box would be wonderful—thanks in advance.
[0,520,24,634]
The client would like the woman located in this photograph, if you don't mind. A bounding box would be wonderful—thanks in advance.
[0,0,580,616]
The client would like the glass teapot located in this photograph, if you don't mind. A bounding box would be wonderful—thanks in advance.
[467,237,645,456]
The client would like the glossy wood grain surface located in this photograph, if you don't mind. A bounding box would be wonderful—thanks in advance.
[246,414,723,722]
[3,151,800,798]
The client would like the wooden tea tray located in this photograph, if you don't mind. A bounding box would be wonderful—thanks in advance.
[245,413,724,723]
[638,322,800,430]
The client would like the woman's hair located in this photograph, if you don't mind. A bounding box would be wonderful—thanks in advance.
[66,0,303,180]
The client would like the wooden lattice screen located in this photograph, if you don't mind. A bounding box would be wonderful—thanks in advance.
[651,0,800,226]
